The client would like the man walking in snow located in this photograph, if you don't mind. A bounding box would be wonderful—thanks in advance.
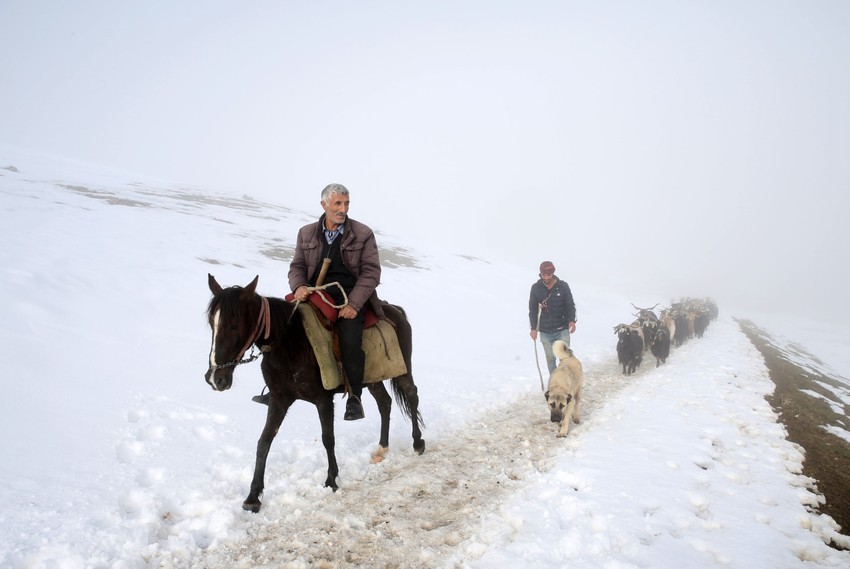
[529,261,577,374]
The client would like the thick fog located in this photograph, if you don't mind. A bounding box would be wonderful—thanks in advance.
[2,1,848,322]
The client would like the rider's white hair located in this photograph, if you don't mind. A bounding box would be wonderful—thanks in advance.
[320,183,349,204]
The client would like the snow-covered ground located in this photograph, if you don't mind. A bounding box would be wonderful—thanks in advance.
[2,147,849,568]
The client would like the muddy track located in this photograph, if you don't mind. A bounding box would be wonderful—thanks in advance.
[196,360,635,568]
[738,319,850,548]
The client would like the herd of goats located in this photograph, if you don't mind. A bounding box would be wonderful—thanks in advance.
[613,298,720,375]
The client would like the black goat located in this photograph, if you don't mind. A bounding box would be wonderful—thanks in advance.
[615,324,644,375]
[650,326,671,367]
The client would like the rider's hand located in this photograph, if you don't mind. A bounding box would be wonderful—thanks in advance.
[339,306,358,319]
[295,286,309,302]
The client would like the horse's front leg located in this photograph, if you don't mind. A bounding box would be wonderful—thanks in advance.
[244,395,292,513]
[316,397,339,490]
[367,381,393,463]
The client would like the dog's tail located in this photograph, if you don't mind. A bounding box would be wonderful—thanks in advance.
[553,339,573,361]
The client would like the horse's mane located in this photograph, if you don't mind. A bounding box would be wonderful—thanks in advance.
[208,286,299,341]
[266,296,298,331]
[206,285,246,319]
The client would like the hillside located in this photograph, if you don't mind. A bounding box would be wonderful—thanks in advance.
[1,150,849,568]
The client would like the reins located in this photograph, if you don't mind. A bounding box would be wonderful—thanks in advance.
[209,277,349,373]
[208,295,272,372]
[287,282,349,323]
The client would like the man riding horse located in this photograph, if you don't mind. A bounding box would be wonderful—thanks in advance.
[255,183,381,421]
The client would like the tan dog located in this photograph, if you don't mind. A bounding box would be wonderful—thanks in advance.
[545,340,584,437]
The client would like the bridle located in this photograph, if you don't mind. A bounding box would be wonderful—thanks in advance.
[208,295,272,372]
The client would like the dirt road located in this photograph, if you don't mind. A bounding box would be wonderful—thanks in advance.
[738,319,850,548]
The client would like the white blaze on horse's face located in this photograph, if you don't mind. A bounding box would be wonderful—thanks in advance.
[209,308,221,371]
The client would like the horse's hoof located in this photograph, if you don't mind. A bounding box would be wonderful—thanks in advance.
[414,440,425,455]
[371,445,389,463]
[242,500,261,513]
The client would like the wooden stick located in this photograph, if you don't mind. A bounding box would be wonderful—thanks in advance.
[316,257,331,287]
[534,304,545,391]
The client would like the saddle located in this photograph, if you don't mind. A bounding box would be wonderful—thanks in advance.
[284,290,380,330]
[285,291,407,390]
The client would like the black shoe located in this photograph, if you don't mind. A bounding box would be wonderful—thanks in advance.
[343,397,365,421]
[252,393,270,406]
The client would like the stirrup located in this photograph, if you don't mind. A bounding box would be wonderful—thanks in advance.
[252,386,269,406]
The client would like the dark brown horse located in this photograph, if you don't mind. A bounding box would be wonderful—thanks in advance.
[205,274,425,512]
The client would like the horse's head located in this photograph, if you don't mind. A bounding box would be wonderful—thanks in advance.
[205,274,261,391]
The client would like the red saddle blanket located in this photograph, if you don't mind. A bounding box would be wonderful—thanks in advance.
[285,290,380,329]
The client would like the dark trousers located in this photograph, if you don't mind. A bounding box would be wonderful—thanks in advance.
[337,311,365,397]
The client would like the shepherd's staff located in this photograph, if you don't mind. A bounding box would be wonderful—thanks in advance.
[532,304,545,392]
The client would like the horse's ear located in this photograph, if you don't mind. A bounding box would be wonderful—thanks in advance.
[208,274,223,296]
[242,275,259,297]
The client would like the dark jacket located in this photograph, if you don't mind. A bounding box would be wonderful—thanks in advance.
[289,216,385,319]
[529,278,576,333]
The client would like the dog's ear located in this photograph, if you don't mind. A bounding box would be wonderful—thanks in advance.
[544,390,549,400]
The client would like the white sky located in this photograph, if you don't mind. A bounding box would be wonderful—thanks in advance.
[2,1,849,322]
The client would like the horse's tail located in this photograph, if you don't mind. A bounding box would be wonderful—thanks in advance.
[383,302,425,431]
[390,378,425,429]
